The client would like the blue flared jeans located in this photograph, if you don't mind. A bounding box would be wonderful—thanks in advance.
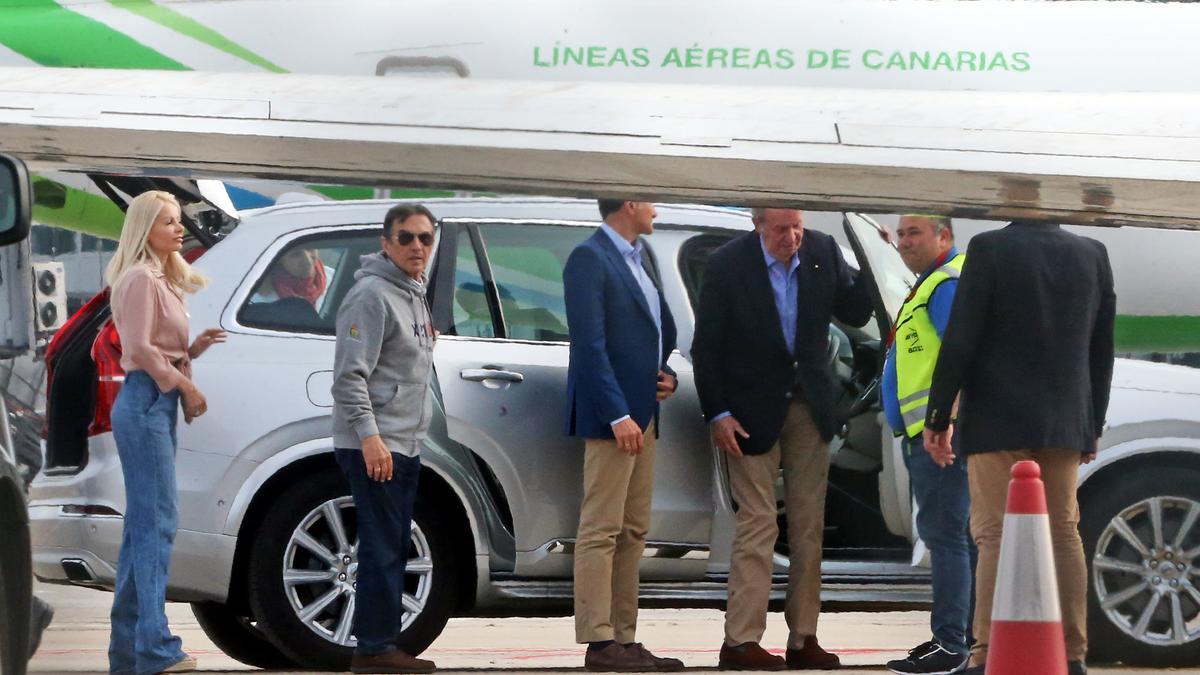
[108,370,186,674]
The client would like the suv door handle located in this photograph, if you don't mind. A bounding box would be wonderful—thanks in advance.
[460,368,524,383]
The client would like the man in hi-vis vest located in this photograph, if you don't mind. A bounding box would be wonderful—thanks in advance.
[882,215,973,675]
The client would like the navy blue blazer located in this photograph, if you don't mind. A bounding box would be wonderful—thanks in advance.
[563,229,677,439]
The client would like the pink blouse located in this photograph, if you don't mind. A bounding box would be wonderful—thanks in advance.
[111,263,191,393]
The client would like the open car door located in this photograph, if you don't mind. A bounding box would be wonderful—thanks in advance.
[842,213,918,542]
[0,152,36,675]
[0,155,34,360]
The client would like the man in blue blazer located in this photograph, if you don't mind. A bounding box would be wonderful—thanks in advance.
[564,199,681,672]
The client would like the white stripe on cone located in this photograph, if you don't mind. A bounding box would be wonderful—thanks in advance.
[992,513,1062,622]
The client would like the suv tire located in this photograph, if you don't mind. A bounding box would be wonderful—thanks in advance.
[1083,464,1200,666]
[247,469,458,670]
[190,602,295,669]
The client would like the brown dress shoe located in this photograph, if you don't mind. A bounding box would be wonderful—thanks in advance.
[584,643,657,672]
[718,642,786,671]
[351,649,437,674]
[625,643,685,671]
[785,636,840,670]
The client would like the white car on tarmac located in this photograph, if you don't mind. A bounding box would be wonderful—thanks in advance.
[26,194,1200,670]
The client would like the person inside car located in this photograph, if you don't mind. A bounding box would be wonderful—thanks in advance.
[251,246,329,306]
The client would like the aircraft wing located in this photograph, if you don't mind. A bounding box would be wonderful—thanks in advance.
[2,66,1199,227]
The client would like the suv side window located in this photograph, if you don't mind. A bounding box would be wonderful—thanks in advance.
[238,231,377,334]
[474,223,591,343]
[448,228,495,338]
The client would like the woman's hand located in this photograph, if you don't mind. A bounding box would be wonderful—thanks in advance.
[189,328,227,359]
[181,383,208,424]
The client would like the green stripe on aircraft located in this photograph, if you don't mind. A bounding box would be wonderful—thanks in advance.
[1115,315,1200,354]
[32,178,125,240]
[0,0,186,69]
[107,0,287,73]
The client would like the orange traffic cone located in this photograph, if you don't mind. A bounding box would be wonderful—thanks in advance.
[986,460,1067,675]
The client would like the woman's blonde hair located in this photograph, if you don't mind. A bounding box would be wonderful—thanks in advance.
[105,191,208,301]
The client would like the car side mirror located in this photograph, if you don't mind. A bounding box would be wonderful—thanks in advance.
[0,153,32,246]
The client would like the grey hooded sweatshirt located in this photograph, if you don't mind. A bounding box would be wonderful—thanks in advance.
[332,252,435,457]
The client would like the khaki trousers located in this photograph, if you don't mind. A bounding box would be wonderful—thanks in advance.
[724,402,829,649]
[574,422,656,643]
[969,449,1088,664]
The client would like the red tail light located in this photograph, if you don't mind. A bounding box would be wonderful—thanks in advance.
[43,288,112,440]
[90,319,124,436]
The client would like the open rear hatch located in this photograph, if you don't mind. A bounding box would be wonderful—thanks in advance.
[42,175,239,474]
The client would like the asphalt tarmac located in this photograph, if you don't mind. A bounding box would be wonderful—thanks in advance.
[26,581,1193,674]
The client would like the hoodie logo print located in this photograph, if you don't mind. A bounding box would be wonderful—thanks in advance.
[348,323,361,341]
[412,321,431,339]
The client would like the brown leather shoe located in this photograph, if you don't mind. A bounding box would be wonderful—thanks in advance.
[351,649,437,673]
[584,643,657,672]
[625,643,685,671]
[785,636,840,670]
[718,642,786,671]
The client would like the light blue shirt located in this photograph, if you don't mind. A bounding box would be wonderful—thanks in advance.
[760,235,801,356]
[713,235,800,424]
[600,223,663,426]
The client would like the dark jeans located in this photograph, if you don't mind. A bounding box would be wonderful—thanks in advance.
[108,370,186,674]
[335,448,421,656]
[903,433,977,656]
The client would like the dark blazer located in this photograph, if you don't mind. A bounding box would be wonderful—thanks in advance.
[563,229,677,439]
[692,230,872,454]
[925,221,1116,455]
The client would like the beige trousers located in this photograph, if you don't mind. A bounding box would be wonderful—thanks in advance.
[724,402,829,649]
[573,422,656,643]
[968,449,1088,664]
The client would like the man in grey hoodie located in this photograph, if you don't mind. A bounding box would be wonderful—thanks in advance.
[332,204,438,674]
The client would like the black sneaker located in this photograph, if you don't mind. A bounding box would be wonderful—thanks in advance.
[886,639,967,674]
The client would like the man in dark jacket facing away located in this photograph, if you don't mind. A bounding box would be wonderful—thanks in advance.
[693,207,872,670]
[923,220,1116,675]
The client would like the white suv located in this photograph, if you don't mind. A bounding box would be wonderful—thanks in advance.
[28,196,1200,670]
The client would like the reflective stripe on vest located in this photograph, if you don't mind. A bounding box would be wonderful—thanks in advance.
[894,253,965,438]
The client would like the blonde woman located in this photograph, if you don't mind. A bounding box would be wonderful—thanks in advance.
[105,191,225,674]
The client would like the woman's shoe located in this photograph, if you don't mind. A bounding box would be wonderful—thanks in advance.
[159,654,197,673]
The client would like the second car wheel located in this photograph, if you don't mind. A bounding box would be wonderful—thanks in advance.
[190,601,295,670]
[247,469,458,670]
[1083,463,1200,667]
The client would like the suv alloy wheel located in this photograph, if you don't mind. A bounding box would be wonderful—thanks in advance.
[246,470,458,670]
[1083,463,1200,666]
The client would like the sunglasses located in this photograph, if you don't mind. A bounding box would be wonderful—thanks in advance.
[389,231,436,247]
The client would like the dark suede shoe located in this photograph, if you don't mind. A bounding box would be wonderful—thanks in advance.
[785,636,841,670]
[625,643,685,671]
[718,642,786,671]
[351,649,436,674]
[584,643,657,672]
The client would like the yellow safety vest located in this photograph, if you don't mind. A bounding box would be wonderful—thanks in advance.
[894,252,965,438]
